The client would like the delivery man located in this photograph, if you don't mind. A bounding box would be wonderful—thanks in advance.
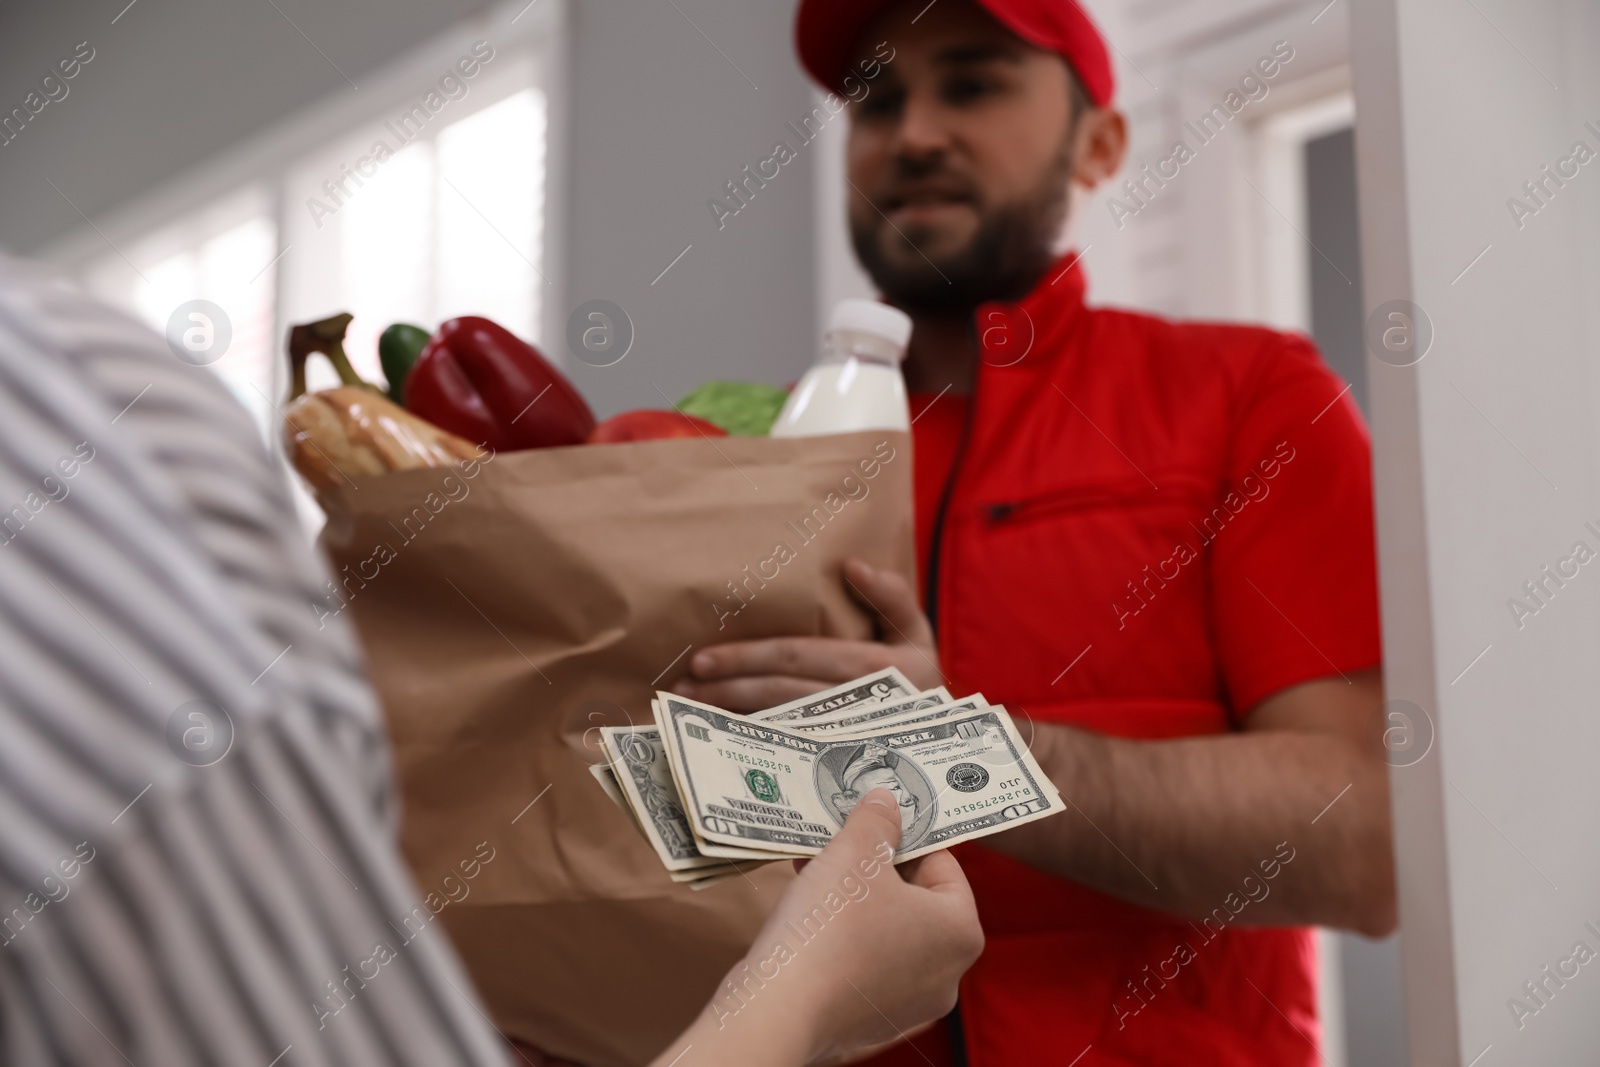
[678,0,1395,1063]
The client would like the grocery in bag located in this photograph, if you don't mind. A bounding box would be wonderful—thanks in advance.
[281,311,917,1065]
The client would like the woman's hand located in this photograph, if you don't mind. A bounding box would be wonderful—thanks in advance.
[654,789,983,1067]
[678,559,944,711]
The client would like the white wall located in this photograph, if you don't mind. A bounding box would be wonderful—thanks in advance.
[556,0,820,417]
[1352,0,1600,1062]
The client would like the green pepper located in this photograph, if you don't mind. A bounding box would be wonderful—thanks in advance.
[378,323,432,405]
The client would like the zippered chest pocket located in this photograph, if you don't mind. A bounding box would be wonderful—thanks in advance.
[979,473,1215,528]
[952,471,1225,698]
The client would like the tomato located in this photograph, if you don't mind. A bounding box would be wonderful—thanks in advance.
[587,409,728,444]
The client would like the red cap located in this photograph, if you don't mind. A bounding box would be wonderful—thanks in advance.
[796,0,1116,107]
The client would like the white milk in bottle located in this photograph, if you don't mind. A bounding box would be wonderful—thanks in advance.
[770,299,912,437]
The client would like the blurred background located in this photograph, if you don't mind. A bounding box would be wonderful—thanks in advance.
[0,0,1392,1061]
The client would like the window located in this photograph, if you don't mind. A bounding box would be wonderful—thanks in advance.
[65,6,560,438]
[279,81,549,391]
[1250,91,1356,335]
[81,190,279,427]
[1250,90,1366,415]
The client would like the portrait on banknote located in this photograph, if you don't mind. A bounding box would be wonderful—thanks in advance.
[816,742,937,849]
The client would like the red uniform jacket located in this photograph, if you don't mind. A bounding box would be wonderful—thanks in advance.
[870,254,1382,1067]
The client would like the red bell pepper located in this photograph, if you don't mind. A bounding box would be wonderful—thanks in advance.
[404,316,595,452]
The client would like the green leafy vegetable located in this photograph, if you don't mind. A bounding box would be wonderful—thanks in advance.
[676,381,790,436]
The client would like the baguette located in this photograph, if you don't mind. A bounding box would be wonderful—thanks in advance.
[284,386,481,494]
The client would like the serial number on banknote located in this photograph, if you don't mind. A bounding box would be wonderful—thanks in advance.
[944,789,1039,817]
[717,749,794,774]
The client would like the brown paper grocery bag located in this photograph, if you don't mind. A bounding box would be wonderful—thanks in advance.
[315,430,914,1066]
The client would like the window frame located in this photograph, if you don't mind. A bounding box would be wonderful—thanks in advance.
[1250,86,1357,334]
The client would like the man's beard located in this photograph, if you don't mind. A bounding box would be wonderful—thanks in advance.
[849,133,1074,317]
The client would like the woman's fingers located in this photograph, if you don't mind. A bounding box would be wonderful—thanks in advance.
[742,788,981,1062]
[897,849,975,901]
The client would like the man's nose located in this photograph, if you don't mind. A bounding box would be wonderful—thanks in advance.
[893,92,954,162]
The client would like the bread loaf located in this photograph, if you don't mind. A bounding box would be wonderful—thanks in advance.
[284,386,481,494]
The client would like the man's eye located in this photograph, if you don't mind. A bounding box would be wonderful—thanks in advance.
[856,86,904,118]
[943,77,998,104]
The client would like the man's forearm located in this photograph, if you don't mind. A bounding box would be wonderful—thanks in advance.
[992,700,1395,935]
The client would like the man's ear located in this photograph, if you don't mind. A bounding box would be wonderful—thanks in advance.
[1071,108,1128,189]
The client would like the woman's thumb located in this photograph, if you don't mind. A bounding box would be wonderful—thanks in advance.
[826,788,904,866]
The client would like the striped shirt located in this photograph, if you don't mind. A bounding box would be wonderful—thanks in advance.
[0,255,511,1066]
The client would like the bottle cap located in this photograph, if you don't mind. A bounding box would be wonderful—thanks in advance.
[829,299,912,358]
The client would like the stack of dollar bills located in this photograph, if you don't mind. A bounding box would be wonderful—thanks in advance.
[591,668,1064,890]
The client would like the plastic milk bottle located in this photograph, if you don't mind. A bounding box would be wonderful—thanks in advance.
[770,299,912,437]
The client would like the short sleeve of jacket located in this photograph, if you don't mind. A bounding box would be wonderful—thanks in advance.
[1211,333,1382,713]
